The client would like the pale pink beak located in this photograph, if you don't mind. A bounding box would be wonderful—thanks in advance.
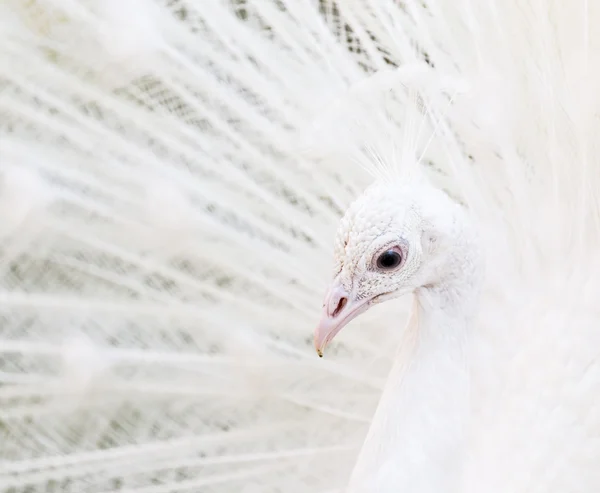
[314,282,372,357]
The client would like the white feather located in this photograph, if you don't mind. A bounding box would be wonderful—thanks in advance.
[0,0,599,492]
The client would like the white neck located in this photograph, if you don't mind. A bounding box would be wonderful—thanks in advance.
[346,274,481,493]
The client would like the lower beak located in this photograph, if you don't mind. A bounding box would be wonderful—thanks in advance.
[313,284,372,357]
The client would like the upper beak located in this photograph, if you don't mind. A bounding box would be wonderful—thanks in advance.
[313,282,372,357]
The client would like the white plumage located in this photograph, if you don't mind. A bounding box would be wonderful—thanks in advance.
[1,1,600,492]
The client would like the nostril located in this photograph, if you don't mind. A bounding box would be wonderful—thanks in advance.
[332,297,347,318]
[325,286,350,317]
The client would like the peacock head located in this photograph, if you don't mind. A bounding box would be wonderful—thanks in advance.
[314,178,472,356]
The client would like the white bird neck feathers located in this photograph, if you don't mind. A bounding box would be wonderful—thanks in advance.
[314,178,483,492]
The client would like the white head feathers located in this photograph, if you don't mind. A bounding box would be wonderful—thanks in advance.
[314,176,481,355]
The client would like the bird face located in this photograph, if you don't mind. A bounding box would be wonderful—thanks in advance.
[314,181,449,356]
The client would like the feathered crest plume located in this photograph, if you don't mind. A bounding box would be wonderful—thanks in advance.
[297,65,465,185]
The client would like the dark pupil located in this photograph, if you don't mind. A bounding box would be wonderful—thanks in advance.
[377,250,402,269]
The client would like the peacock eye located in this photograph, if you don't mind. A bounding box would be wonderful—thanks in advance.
[376,248,403,270]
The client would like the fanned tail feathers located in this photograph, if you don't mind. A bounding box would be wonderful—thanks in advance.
[1,0,600,492]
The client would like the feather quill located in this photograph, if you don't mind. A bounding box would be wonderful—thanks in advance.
[1,1,600,492]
